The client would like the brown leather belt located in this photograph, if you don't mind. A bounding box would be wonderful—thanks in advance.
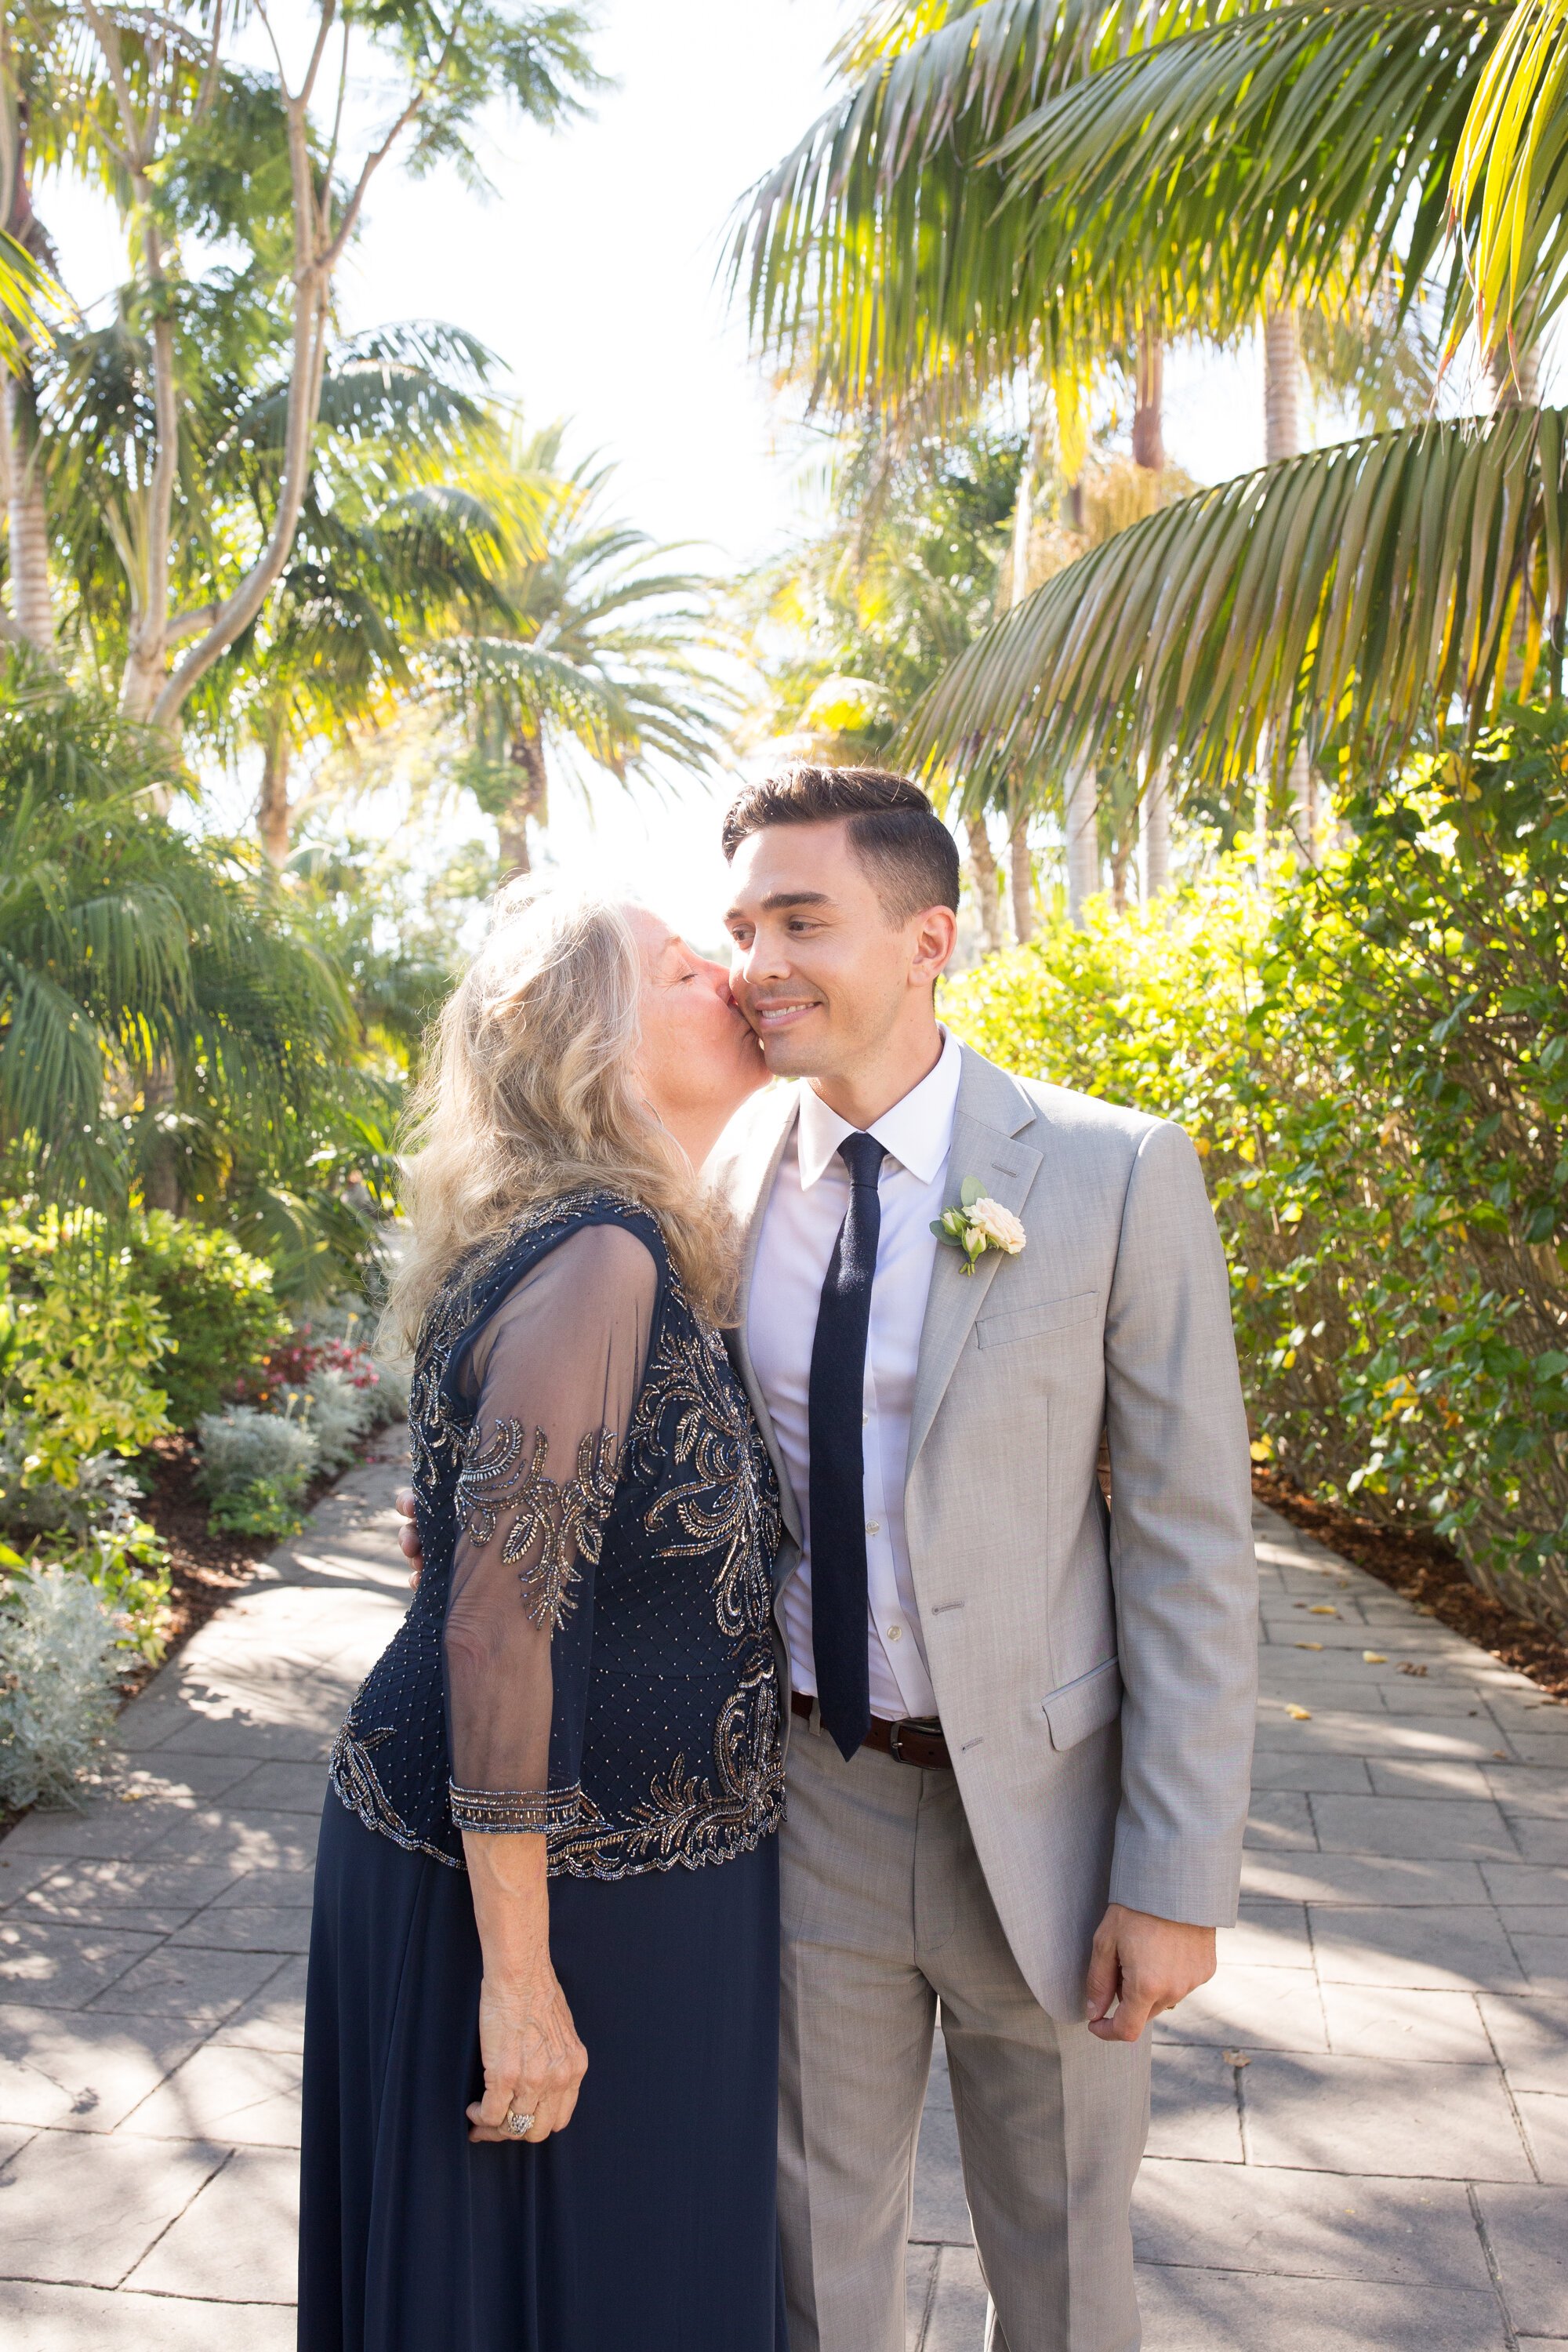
[790,1690,952,1769]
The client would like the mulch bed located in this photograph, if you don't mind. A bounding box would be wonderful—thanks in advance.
[1254,1466,1568,1703]
[113,1436,278,1704]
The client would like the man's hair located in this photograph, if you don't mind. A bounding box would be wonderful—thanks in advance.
[720,765,960,921]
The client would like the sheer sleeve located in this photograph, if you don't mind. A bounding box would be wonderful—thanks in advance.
[442,1222,659,1835]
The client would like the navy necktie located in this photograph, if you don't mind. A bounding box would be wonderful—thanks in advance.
[808,1131,887,1760]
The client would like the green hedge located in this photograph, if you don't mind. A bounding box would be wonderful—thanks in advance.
[944,703,1568,1628]
[125,1214,289,1429]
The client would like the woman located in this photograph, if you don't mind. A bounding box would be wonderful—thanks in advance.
[299,887,785,2351]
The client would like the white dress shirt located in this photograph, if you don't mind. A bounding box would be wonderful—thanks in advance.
[747,1029,963,1722]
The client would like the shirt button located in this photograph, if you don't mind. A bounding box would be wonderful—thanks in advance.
[886,1624,902,1642]
[866,1519,880,1535]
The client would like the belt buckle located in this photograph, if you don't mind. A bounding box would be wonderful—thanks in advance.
[887,1717,940,1766]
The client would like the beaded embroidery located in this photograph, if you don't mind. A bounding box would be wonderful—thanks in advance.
[448,1780,584,1835]
[327,1192,784,1882]
[456,1421,622,1632]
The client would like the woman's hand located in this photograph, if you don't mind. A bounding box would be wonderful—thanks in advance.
[461,1828,584,2144]
[467,1965,588,2143]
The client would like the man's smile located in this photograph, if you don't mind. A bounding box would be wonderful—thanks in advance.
[749,996,822,1031]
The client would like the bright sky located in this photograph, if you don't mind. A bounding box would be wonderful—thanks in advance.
[42,0,1523,950]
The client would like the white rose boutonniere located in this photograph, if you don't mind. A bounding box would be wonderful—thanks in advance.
[932,1178,1028,1276]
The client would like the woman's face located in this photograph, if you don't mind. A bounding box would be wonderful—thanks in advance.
[626,905,769,1144]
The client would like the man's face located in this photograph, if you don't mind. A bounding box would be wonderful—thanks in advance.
[723,820,947,1085]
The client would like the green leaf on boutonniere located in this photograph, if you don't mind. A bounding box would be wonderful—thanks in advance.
[960,1175,985,1208]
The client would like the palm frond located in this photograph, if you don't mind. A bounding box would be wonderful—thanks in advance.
[1450,0,1568,348]
[0,230,64,368]
[731,0,1134,410]
[995,0,1499,339]
[903,406,1568,797]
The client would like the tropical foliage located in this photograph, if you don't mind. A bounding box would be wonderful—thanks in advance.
[432,425,738,872]
[911,405,1568,801]
[944,700,1568,1624]
[734,416,1025,764]
[0,664,391,1272]
[735,0,1568,800]
[1,0,600,723]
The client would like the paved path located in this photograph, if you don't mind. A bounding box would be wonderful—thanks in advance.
[2,1445,1565,2350]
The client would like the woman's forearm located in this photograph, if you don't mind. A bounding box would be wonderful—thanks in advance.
[463,1828,551,1982]
[460,1829,588,2143]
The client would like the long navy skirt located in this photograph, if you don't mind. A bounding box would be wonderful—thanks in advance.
[299,1794,786,2352]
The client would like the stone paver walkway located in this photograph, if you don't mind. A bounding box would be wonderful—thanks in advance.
[909,1506,1568,2350]
[2,1450,1564,2349]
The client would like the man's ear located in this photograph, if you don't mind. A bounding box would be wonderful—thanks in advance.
[909,904,958,985]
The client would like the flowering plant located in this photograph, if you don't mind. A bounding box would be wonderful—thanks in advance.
[931,1178,1027,1276]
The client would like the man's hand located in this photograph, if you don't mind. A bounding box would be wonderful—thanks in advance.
[1085,1903,1216,2042]
[395,1486,424,1588]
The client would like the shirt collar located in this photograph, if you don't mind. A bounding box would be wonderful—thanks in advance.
[796,1028,963,1191]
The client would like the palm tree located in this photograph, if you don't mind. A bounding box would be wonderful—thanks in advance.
[0,656,356,1221]
[735,413,1025,942]
[2,0,600,730]
[212,326,520,867]
[430,426,738,873]
[736,0,1564,807]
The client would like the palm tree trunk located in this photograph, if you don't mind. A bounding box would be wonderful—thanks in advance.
[1132,326,1164,473]
[499,726,548,877]
[1008,808,1034,945]
[140,1058,181,1216]
[1264,307,1304,463]
[1132,327,1170,891]
[1065,762,1098,924]
[0,57,55,659]
[965,815,1004,955]
[257,721,292,869]
[1140,764,1171,899]
[3,365,53,655]
[1263,306,1318,856]
[1109,818,1135,914]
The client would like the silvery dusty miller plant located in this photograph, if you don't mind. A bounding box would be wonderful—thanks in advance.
[197,1406,319,1501]
[0,1564,125,1810]
[303,1367,380,1473]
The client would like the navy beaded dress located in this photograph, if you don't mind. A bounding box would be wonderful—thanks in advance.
[299,1194,787,2352]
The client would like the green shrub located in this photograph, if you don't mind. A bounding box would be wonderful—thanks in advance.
[125,1213,289,1428]
[67,1519,173,1665]
[195,1404,318,1539]
[205,1477,306,1540]
[0,1206,173,1511]
[944,702,1568,1628]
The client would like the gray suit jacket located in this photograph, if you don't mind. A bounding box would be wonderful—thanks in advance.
[712,1044,1258,2019]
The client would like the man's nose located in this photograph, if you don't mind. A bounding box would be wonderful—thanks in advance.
[733,926,789,985]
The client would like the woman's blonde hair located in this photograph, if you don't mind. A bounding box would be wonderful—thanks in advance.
[384,882,735,1349]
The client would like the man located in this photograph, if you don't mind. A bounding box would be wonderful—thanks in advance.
[710,767,1257,2352]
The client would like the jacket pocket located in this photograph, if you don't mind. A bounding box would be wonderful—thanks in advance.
[1039,1655,1123,1751]
[975,1289,1099,1350]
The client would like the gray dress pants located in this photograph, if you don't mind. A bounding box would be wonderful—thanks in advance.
[779,1711,1151,2352]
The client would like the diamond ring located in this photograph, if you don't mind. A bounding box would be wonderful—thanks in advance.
[503,2109,535,2138]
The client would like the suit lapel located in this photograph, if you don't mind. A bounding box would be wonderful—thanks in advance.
[722,1087,804,1544]
[906,1051,1044,1476]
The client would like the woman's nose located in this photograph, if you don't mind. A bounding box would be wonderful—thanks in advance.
[697,954,731,996]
